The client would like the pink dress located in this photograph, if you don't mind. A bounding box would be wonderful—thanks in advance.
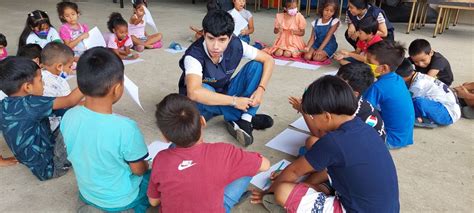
[265,12,307,57]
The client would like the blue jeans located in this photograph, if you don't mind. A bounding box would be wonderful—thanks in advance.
[197,61,263,122]
[239,34,250,44]
[413,97,453,125]
[224,176,252,213]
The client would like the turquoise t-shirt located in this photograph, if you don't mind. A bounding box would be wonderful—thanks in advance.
[60,106,148,209]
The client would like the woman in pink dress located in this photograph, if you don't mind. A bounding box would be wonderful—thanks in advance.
[265,0,307,58]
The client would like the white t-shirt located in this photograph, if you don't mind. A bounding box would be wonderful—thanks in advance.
[42,70,71,97]
[26,27,62,48]
[184,40,258,76]
[410,73,461,122]
[311,17,340,27]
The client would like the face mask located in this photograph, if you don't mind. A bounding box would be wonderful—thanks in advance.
[35,30,49,39]
[287,8,298,16]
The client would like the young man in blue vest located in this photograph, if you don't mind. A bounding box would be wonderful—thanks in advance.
[178,10,275,147]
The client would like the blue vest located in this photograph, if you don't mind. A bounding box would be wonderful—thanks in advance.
[178,36,243,95]
[348,4,394,32]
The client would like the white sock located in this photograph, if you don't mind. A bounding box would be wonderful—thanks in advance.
[241,113,252,122]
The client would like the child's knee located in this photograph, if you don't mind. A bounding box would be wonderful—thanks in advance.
[283,51,292,58]
[304,52,312,60]
[274,49,283,56]
[274,182,296,206]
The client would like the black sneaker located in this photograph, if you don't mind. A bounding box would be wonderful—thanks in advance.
[252,114,274,130]
[225,120,253,146]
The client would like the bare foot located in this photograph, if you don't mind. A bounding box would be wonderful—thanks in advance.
[0,156,18,167]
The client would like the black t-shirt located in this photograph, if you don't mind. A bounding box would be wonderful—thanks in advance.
[356,98,387,142]
[412,52,453,86]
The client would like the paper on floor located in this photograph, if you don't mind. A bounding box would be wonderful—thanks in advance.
[124,75,144,110]
[265,128,309,156]
[146,140,171,162]
[323,70,339,76]
[250,159,291,190]
[290,117,310,133]
[288,61,321,70]
[164,47,187,54]
[274,59,290,66]
[122,58,145,66]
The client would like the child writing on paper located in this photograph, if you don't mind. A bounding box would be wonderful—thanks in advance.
[129,0,163,52]
[228,0,254,44]
[105,12,139,60]
[147,94,270,213]
[61,47,149,212]
[264,0,306,58]
[303,0,339,62]
[252,76,399,212]
[57,2,89,57]
[0,56,84,180]
[18,10,63,49]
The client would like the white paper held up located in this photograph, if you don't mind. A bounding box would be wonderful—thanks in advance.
[122,58,144,66]
[124,75,144,110]
[288,61,321,70]
[290,117,310,133]
[144,6,158,33]
[265,128,309,156]
[83,27,106,49]
[146,140,171,162]
[229,9,248,36]
[250,159,291,190]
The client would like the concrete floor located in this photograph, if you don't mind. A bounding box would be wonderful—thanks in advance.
[0,0,473,212]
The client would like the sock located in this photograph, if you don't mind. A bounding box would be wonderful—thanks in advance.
[241,113,252,122]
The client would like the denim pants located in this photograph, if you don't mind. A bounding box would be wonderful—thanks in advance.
[197,61,263,122]
[224,176,252,213]
[413,97,453,125]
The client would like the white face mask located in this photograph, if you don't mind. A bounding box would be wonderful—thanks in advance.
[287,8,298,16]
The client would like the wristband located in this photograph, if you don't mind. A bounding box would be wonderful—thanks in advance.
[231,96,237,107]
[258,85,266,92]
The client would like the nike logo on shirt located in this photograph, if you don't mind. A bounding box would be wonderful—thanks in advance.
[178,160,197,171]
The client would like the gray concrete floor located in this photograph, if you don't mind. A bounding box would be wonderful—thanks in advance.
[0,0,473,212]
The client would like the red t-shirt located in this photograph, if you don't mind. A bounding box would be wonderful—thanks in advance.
[147,142,262,212]
[356,34,383,54]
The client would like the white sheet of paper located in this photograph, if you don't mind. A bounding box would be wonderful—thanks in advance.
[323,70,339,76]
[230,9,248,36]
[251,159,291,190]
[124,75,144,110]
[265,128,309,156]
[288,61,321,70]
[144,6,158,33]
[164,47,187,54]
[290,117,310,133]
[122,58,144,66]
[0,90,6,101]
[83,27,106,49]
[274,59,290,66]
[145,140,170,161]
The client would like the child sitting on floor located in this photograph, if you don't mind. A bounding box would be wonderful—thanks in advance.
[17,43,42,66]
[304,0,339,62]
[18,10,62,49]
[57,1,89,57]
[396,58,460,127]
[41,42,74,97]
[409,39,454,86]
[0,33,8,61]
[363,40,415,149]
[147,93,270,213]
[105,12,139,60]
[129,0,163,52]
[264,0,306,58]
[228,0,255,44]
[0,56,83,180]
[254,75,399,212]
[335,16,382,67]
[61,47,149,212]
[453,82,474,119]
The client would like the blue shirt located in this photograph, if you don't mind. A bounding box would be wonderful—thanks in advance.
[0,95,56,180]
[363,72,415,148]
[60,106,148,209]
[305,117,399,212]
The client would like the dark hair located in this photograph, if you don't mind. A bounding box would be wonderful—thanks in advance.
[132,0,148,9]
[395,58,416,78]
[408,39,432,56]
[41,42,74,66]
[155,94,202,148]
[57,1,80,23]
[107,12,128,33]
[202,9,234,37]
[18,10,53,49]
[0,56,40,95]
[17,44,42,61]
[337,62,374,95]
[367,40,406,71]
[318,0,339,19]
[358,16,378,35]
[207,0,221,11]
[302,75,358,115]
[349,0,368,9]
[0,33,7,47]
[76,47,124,97]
